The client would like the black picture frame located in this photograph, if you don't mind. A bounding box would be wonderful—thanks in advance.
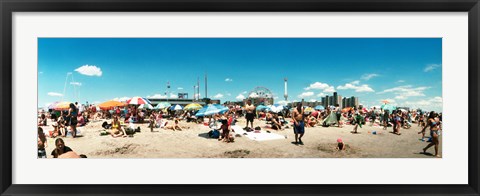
[1,0,479,195]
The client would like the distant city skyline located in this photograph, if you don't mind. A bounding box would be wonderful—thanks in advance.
[38,38,442,112]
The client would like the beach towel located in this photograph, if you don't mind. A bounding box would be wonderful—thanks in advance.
[231,125,285,141]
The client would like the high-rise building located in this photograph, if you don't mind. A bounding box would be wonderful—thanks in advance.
[319,92,359,109]
[333,92,338,107]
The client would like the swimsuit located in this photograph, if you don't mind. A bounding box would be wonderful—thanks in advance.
[293,121,305,134]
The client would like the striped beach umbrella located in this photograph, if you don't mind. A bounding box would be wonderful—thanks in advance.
[170,104,183,111]
[154,102,171,110]
[127,97,151,105]
[184,103,202,111]
[138,103,154,110]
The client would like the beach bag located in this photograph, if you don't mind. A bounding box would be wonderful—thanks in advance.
[208,130,220,138]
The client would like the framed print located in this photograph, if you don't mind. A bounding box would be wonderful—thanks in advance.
[1,0,479,196]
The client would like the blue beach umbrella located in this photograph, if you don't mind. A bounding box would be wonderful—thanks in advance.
[154,102,171,110]
[195,104,228,117]
[315,105,325,110]
[256,105,269,111]
[170,104,183,111]
[381,104,397,111]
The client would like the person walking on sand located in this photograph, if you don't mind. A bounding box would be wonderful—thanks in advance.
[292,103,305,145]
[423,112,441,157]
[352,111,364,134]
[67,103,78,138]
[245,99,255,129]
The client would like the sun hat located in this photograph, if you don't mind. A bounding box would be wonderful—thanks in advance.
[337,138,343,143]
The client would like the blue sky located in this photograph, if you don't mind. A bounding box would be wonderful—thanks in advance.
[38,38,442,112]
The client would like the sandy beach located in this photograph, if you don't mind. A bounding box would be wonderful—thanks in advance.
[40,117,442,158]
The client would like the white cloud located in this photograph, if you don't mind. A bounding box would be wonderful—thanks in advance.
[309,99,317,102]
[70,82,82,86]
[402,97,443,112]
[214,93,224,99]
[274,96,279,99]
[337,81,374,92]
[377,85,429,99]
[323,86,336,93]
[361,74,379,80]
[397,80,405,83]
[170,93,178,98]
[298,92,314,98]
[113,97,131,102]
[225,78,233,82]
[242,91,248,94]
[75,65,102,76]
[304,82,335,93]
[236,94,246,100]
[226,93,232,96]
[147,94,167,99]
[48,92,63,97]
[317,93,326,97]
[276,100,290,105]
[424,64,441,72]
[177,87,183,90]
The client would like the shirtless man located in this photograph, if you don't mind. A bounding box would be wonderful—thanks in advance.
[245,100,255,129]
[292,103,305,145]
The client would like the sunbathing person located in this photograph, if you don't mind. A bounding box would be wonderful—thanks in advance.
[271,114,282,130]
[109,115,127,137]
[164,119,182,131]
[51,138,73,158]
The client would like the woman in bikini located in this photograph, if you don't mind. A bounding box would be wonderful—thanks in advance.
[423,112,441,157]
[109,115,126,137]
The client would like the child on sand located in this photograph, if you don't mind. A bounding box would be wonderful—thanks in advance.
[219,119,233,143]
[336,138,345,151]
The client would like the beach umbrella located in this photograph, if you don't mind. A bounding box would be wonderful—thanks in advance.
[54,101,71,111]
[154,102,171,110]
[127,97,151,105]
[342,107,352,113]
[256,105,269,111]
[362,107,368,113]
[304,107,315,113]
[138,103,154,110]
[195,104,228,117]
[381,100,390,104]
[98,100,127,110]
[268,104,285,113]
[170,104,183,111]
[48,101,60,110]
[381,104,397,111]
[314,105,325,110]
[184,103,202,111]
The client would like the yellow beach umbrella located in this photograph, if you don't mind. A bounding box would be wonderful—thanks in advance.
[54,101,71,111]
[184,103,202,110]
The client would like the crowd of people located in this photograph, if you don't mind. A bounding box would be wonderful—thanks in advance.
[38,99,442,158]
